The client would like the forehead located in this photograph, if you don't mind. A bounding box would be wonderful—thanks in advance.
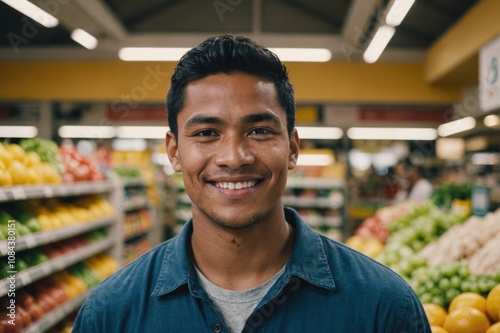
[183,73,281,110]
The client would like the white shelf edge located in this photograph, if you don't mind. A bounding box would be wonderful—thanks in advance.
[0,216,116,256]
[0,238,113,297]
[23,288,92,333]
[123,197,150,211]
[0,180,115,202]
[286,177,345,189]
[282,197,344,209]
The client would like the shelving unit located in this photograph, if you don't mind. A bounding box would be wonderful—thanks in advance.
[283,177,348,240]
[118,177,159,264]
[0,178,122,332]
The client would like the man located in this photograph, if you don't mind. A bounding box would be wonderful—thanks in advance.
[73,35,430,332]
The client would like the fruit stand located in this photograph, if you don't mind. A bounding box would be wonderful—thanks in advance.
[346,181,500,332]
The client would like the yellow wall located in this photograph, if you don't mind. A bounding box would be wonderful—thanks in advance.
[0,61,461,104]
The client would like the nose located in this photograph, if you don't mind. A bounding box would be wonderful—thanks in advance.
[215,133,255,169]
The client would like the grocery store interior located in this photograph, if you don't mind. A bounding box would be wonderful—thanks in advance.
[1,0,500,331]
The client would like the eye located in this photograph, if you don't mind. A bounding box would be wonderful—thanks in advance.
[195,129,217,137]
[249,128,272,135]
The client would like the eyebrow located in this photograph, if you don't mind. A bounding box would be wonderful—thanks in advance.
[184,112,283,129]
[184,115,226,129]
[241,112,282,127]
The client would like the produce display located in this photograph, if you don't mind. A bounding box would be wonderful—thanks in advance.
[58,140,106,182]
[0,253,119,332]
[0,138,107,187]
[124,209,152,238]
[0,195,114,238]
[0,142,61,186]
[422,284,500,333]
[346,179,500,319]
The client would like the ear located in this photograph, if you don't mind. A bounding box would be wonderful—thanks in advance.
[166,131,182,172]
[288,128,299,170]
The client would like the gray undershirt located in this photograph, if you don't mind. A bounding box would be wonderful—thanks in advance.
[195,265,285,333]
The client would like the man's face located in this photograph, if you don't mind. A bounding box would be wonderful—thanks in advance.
[166,73,299,229]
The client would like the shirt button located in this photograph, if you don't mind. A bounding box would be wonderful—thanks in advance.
[213,324,222,332]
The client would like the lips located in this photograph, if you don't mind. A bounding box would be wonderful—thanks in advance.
[214,180,257,190]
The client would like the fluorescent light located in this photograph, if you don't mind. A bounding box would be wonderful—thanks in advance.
[118,47,331,63]
[112,138,147,151]
[116,126,169,139]
[0,126,37,138]
[347,127,437,140]
[1,0,58,28]
[118,47,191,61]
[296,127,343,139]
[484,114,500,127]
[437,117,476,137]
[436,138,465,160]
[363,25,396,63]
[471,153,499,165]
[268,48,332,62]
[71,29,98,50]
[297,154,334,166]
[385,0,415,26]
[58,126,115,139]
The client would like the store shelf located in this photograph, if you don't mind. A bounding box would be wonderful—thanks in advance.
[302,216,342,227]
[23,289,92,333]
[124,228,151,242]
[0,217,116,256]
[282,197,344,209]
[123,196,150,211]
[286,177,345,189]
[120,177,148,187]
[0,238,113,297]
[0,180,115,202]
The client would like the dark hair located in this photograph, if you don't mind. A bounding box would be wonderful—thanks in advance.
[166,34,295,139]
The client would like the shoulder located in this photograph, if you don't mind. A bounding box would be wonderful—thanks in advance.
[319,234,412,292]
[317,235,430,331]
[87,240,171,305]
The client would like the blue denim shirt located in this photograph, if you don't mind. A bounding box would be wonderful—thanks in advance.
[73,208,431,333]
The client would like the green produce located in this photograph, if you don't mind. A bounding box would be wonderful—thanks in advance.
[409,261,500,308]
[19,137,61,172]
[431,182,472,209]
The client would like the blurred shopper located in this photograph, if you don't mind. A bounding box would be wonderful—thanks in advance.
[73,35,430,333]
[394,157,434,203]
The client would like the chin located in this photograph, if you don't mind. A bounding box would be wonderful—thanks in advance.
[209,211,264,230]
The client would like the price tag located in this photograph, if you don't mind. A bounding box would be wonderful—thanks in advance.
[18,272,32,286]
[22,235,37,249]
[472,186,490,217]
[0,190,7,202]
[42,186,54,198]
[0,283,7,296]
[11,187,27,200]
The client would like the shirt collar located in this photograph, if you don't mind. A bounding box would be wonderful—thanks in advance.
[151,207,335,297]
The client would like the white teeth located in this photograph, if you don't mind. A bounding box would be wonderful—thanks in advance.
[215,181,256,190]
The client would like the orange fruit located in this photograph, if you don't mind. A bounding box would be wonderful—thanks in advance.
[443,307,490,333]
[449,292,487,314]
[424,303,448,327]
[431,326,449,333]
[487,284,500,322]
[487,322,500,333]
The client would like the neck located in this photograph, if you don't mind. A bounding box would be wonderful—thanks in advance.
[190,213,293,291]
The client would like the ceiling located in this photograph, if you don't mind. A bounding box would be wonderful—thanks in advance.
[0,0,478,62]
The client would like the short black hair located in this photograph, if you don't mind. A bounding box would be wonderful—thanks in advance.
[166,34,295,139]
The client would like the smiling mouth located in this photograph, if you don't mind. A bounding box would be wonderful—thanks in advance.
[214,180,258,190]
